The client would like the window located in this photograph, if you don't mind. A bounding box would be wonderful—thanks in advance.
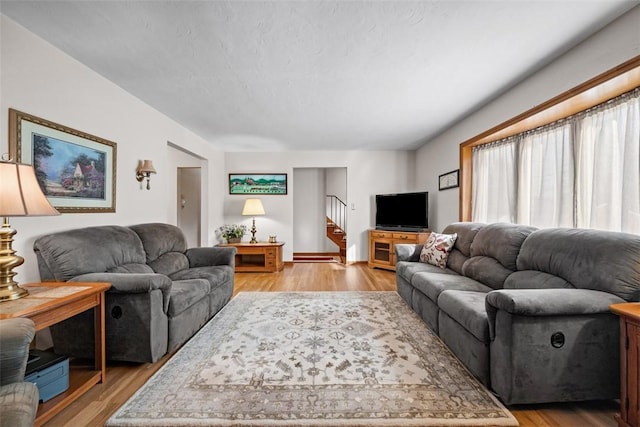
[460,56,640,230]
[470,88,640,233]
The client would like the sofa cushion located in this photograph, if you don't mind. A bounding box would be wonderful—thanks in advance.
[504,270,573,290]
[108,263,154,274]
[441,222,485,274]
[463,223,536,289]
[130,223,190,276]
[517,228,640,301]
[168,279,211,317]
[438,291,490,342]
[148,253,190,277]
[396,261,457,283]
[411,272,492,304]
[130,223,188,259]
[33,225,147,281]
[419,232,457,268]
[170,266,234,289]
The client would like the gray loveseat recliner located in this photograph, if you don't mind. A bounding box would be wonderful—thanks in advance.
[396,222,640,405]
[0,318,39,427]
[33,223,236,363]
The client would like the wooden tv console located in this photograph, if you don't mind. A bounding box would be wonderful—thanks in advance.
[368,229,430,271]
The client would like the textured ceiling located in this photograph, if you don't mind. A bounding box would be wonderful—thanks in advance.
[1,1,637,151]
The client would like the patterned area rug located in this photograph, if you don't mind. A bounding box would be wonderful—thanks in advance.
[106,292,518,426]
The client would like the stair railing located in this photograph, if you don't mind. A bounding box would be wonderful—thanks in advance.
[326,195,347,234]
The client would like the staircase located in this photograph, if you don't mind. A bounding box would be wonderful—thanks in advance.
[326,195,347,263]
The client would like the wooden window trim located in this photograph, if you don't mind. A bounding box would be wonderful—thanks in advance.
[459,55,640,222]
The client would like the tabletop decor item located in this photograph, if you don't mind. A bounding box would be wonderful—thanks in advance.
[242,198,265,243]
[0,159,60,301]
[217,224,247,243]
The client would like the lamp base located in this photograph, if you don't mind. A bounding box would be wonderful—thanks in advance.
[0,284,28,302]
[0,219,29,302]
[249,217,258,243]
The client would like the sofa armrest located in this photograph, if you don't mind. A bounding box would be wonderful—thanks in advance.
[186,246,237,268]
[485,288,625,339]
[70,273,172,312]
[395,243,422,262]
[0,318,36,385]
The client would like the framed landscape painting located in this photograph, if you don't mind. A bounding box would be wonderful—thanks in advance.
[9,109,117,213]
[229,173,287,195]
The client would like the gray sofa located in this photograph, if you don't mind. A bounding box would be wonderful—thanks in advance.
[33,223,236,363]
[0,318,39,427]
[396,222,640,405]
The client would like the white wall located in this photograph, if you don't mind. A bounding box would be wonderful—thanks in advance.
[326,167,347,202]
[0,16,227,283]
[292,168,326,253]
[416,6,640,233]
[223,151,415,262]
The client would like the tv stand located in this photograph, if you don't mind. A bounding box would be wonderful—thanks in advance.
[375,226,428,233]
[368,229,430,271]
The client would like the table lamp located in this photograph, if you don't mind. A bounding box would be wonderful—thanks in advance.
[242,198,265,244]
[0,160,60,301]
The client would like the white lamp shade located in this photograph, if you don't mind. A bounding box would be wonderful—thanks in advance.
[242,198,265,216]
[0,161,60,217]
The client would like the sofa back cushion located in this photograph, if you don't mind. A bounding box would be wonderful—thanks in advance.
[33,225,147,281]
[130,223,189,276]
[515,228,640,301]
[441,222,485,274]
[462,223,536,289]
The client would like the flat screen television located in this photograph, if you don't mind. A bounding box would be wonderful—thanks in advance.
[375,191,429,231]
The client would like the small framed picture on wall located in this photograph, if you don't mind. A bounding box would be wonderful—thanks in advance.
[438,169,459,191]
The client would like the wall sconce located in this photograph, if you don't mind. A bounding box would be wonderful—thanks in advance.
[136,160,156,190]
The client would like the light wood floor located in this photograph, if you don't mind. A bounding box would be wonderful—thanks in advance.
[44,261,619,426]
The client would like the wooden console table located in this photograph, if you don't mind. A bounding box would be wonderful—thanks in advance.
[220,242,285,272]
[610,303,640,427]
[0,281,111,426]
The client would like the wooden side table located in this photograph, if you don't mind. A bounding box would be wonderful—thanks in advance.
[219,242,285,272]
[610,303,640,427]
[0,281,111,426]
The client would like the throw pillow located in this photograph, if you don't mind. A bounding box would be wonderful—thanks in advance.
[419,232,458,269]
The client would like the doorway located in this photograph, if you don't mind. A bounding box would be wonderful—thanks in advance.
[177,167,202,247]
[292,167,347,258]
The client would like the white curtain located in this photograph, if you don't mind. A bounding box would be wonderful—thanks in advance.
[472,89,640,233]
[517,122,574,227]
[472,137,518,223]
[575,90,640,233]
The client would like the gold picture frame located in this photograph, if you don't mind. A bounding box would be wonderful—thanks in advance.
[9,109,117,213]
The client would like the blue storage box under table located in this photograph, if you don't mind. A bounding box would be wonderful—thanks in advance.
[25,350,69,402]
